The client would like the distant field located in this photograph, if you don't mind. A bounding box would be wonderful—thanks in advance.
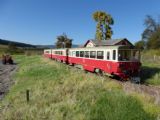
[0,55,159,120]
[0,45,7,57]
[0,44,8,49]
[0,44,43,57]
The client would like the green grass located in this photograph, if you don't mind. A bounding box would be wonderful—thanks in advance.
[141,49,160,85]
[0,55,160,120]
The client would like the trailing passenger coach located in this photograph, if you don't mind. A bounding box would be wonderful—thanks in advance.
[44,39,141,82]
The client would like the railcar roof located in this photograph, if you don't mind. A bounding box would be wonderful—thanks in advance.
[51,48,68,50]
[69,45,132,50]
[44,45,140,51]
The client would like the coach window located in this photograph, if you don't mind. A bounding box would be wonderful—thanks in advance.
[72,51,76,57]
[97,51,104,59]
[45,51,49,54]
[76,51,79,57]
[85,51,89,58]
[113,50,116,60]
[80,51,84,57]
[107,51,110,60]
[90,51,96,58]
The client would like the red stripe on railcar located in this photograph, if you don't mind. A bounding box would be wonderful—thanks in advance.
[52,54,68,62]
[68,57,141,80]
[44,53,52,58]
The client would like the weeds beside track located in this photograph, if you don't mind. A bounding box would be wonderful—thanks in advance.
[0,55,159,120]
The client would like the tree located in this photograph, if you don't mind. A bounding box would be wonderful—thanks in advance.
[142,15,160,49]
[147,28,160,49]
[142,15,158,41]
[134,40,145,49]
[93,11,114,41]
[55,34,73,48]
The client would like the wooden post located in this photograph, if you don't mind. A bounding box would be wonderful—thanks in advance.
[154,55,156,61]
[26,89,29,102]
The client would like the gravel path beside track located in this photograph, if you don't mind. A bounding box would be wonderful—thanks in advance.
[0,61,17,100]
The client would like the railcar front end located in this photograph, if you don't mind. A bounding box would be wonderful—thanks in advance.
[113,46,141,82]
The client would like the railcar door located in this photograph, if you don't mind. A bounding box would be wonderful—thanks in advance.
[105,50,112,73]
[66,49,69,64]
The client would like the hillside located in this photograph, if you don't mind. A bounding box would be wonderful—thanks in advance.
[0,39,36,48]
[0,55,159,119]
[0,39,79,49]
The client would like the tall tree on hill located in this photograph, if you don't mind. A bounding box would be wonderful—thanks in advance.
[147,27,160,49]
[56,34,73,48]
[93,11,114,41]
[142,15,160,49]
[142,15,158,41]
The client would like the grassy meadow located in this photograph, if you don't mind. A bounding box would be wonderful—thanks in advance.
[141,49,160,85]
[0,55,160,120]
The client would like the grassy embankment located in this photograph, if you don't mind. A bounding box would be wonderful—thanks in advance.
[141,49,160,85]
[0,55,160,120]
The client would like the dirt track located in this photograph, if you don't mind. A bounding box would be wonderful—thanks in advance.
[0,61,17,100]
[123,82,160,105]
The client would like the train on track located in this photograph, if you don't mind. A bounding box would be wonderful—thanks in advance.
[44,43,141,83]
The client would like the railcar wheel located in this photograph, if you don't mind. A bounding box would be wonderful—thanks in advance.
[95,69,105,76]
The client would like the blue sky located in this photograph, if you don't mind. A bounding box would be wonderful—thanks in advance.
[0,0,160,45]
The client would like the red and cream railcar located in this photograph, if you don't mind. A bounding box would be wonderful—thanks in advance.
[44,49,52,58]
[68,45,141,82]
[51,49,68,63]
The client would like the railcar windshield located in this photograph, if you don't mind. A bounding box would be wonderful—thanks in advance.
[118,50,140,61]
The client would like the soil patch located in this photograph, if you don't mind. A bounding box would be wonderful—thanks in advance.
[0,61,17,100]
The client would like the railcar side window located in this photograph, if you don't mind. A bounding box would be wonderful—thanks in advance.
[90,51,96,58]
[45,51,49,54]
[107,51,110,60]
[76,51,79,57]
[72,51,76,57]
[80,51,84,57]
[97,51,104,59]
[113,50,116,60]
[85,51,89,58]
